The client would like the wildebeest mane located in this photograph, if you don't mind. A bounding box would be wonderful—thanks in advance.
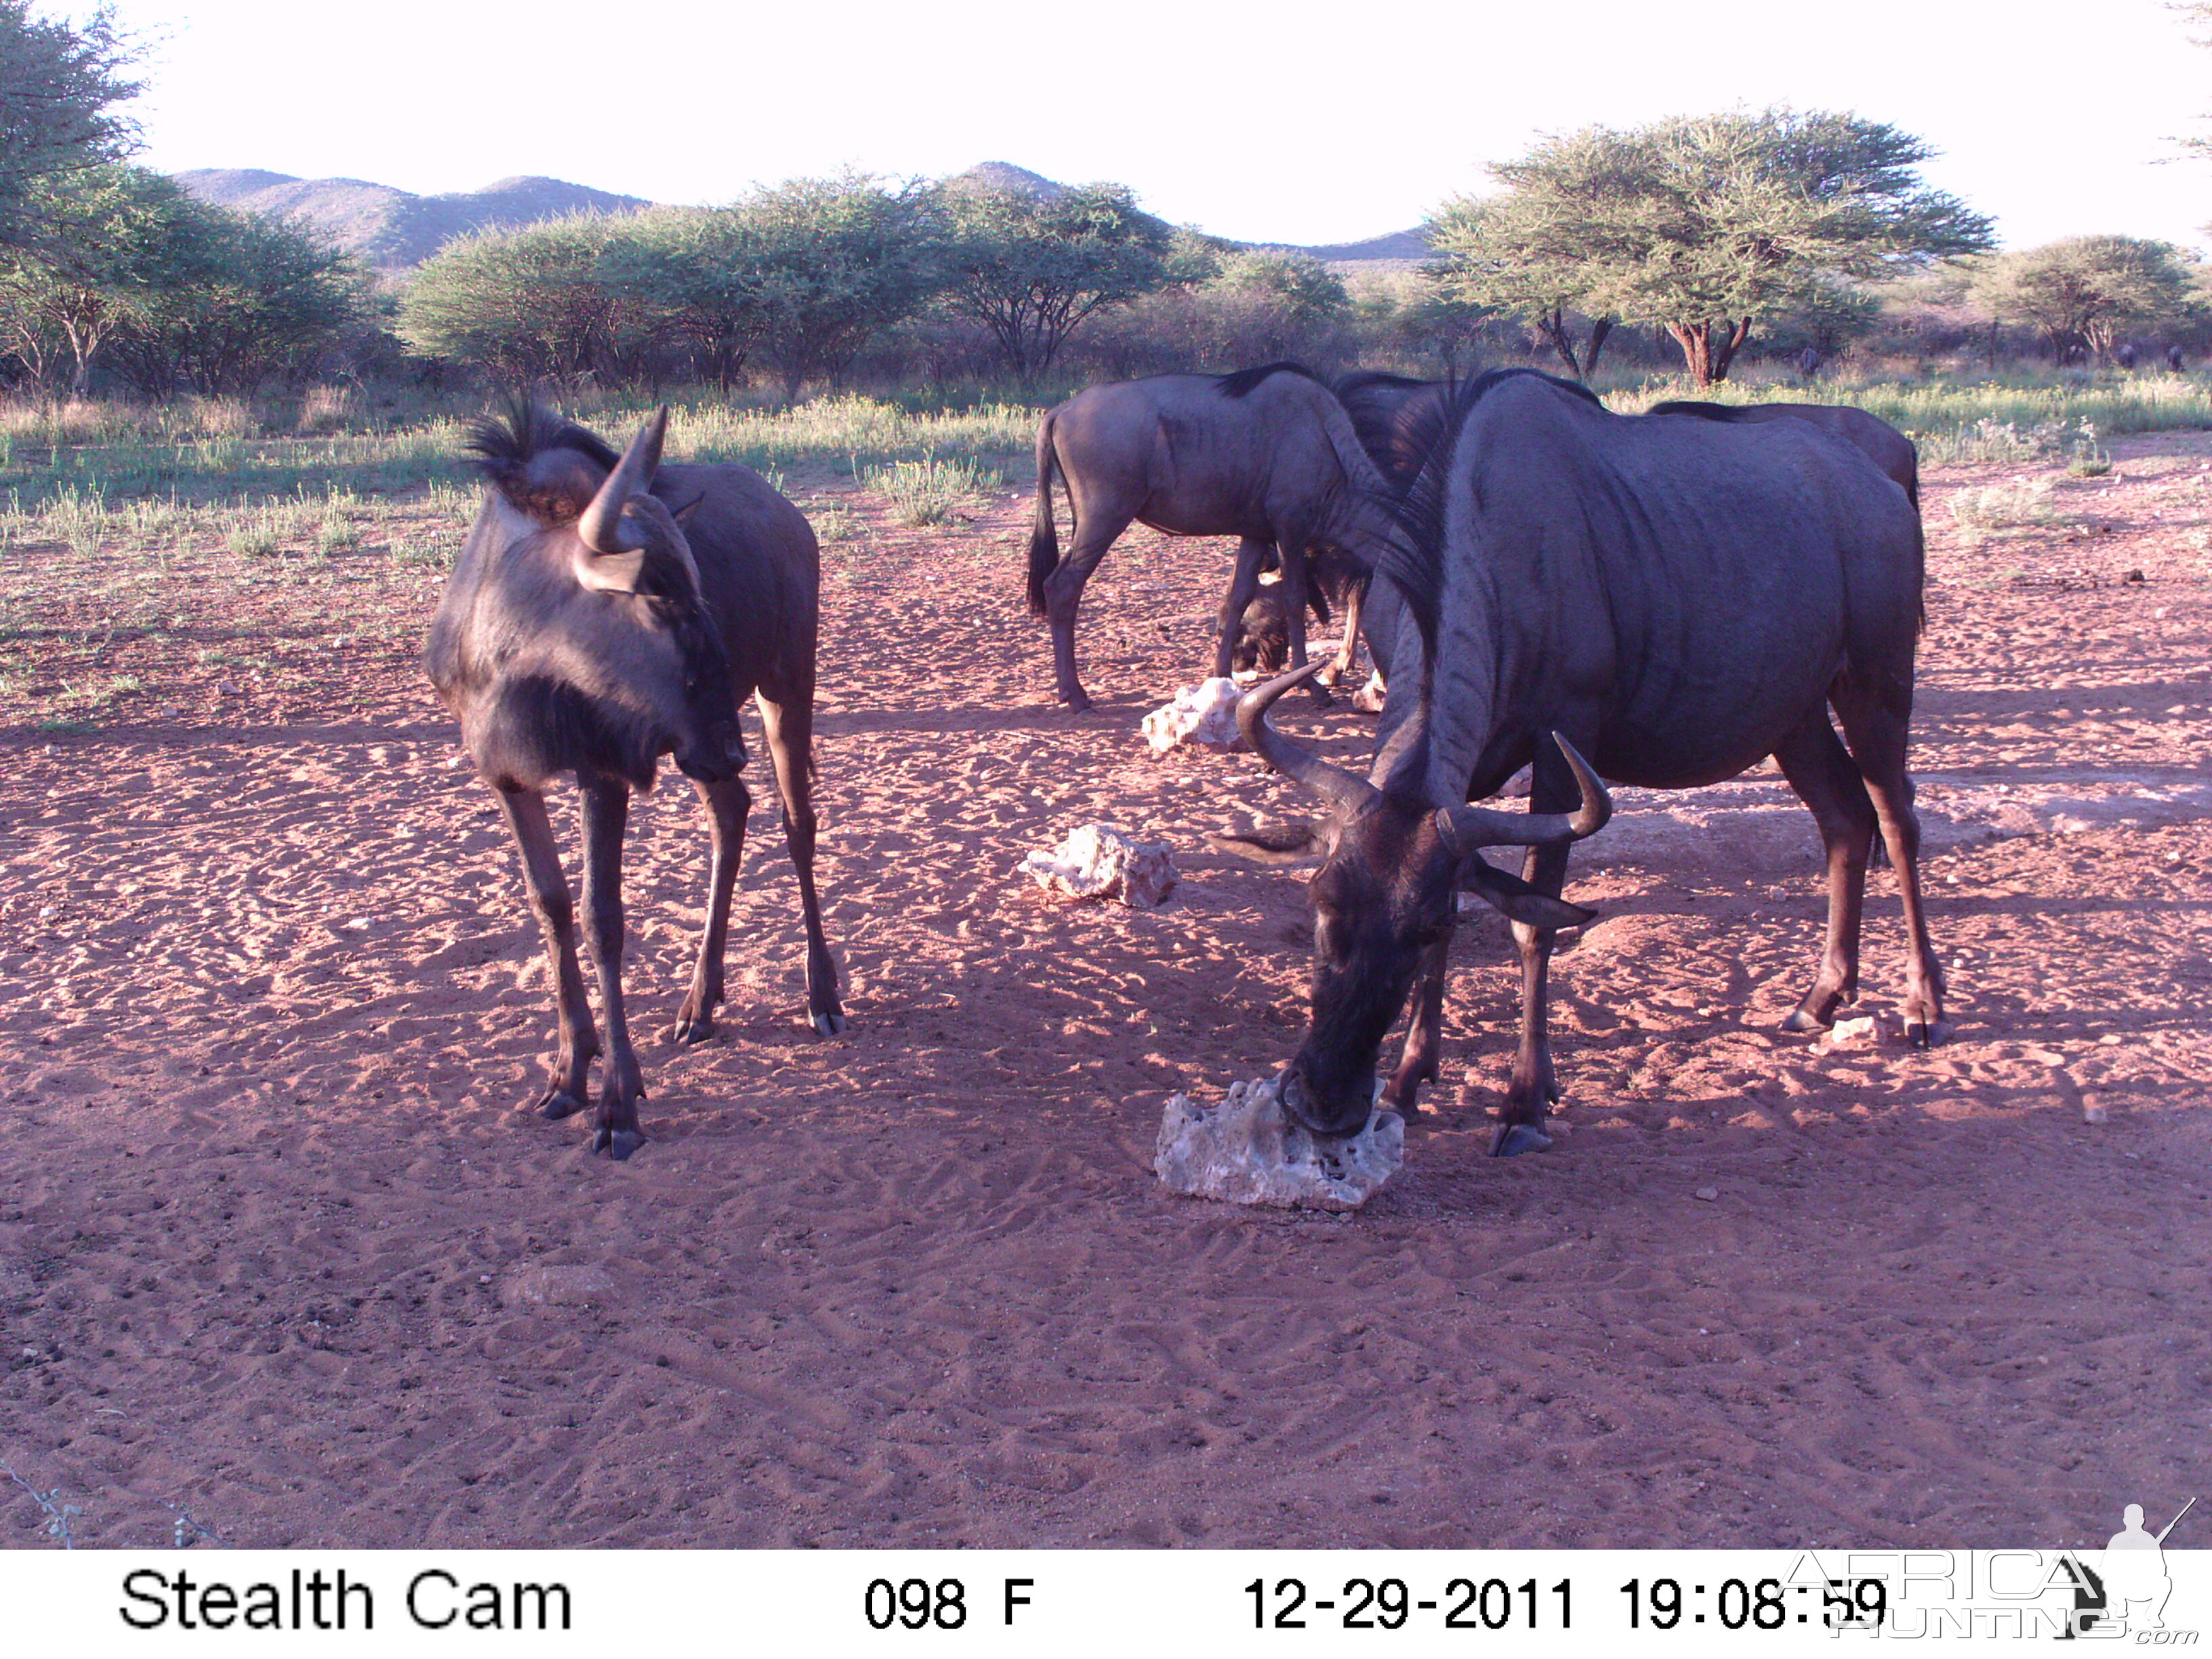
[466,398,626,523]
[1214,361,1324,399]
[1645,399,1753,422]
[1374,369,1605,663]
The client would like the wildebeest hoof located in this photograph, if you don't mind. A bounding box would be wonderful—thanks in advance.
[535,1088,589,1121]
[1305,682,1333,706]
[592,1126,645,1160]
[1490,1122,1553,1158]
[1061,691,1094,714]
[1907,1018,1951,1048]
[811,1008,848,1038]
[669,1008,716,1046]
[1779,1007,1831,1035]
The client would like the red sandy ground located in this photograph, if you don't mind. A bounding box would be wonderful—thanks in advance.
[0,434,2207,1550]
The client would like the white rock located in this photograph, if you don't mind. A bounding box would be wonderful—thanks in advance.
[1020,824,1178,908]
[1141,678,1244,754]
[498,1264,617,1308]
[1827,1011,1904,1048]
[1155,1074,1402,1211]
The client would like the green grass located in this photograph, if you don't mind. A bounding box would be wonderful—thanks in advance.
[858,453,1001,526]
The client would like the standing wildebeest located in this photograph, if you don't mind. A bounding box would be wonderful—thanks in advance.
[1225,369,1944,1155]
[1647,398,1921,508]
[1025,363,1391,712]
[424,404,844,1159]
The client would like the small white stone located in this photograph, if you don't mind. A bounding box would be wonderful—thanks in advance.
[1827,1011,1904,1047]
[2100,1033,2123,1046]
[1694,1186,1719,1202]
[1155,1075,1401,1211]
[2082,1101,2110,1125]
[1021,824,1178,908]
[1141,678,1244,754]
[499,1265,617,1308]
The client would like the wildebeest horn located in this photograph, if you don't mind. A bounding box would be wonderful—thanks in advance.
[577,406,670,558]
[1237,661,1377,819]
[1436,733,1612,851]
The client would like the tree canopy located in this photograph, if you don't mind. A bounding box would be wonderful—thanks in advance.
[1969,237,2203,361]
[935,181,1171,382]
[0,1,142,253]
[1431,108,1994,384]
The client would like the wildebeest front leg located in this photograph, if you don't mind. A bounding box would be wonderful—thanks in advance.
[490,782,597,1120]
[1771,711,1877,1031]
[1214,537,1272,679]
[1496,743,1585,1155]
[1322,575,1364,689]
[1383,931,1451,1115]
[758,691,846,1037]
[1277,537,1332,704]
[578,777,645,1159]
[671,775,751,1046]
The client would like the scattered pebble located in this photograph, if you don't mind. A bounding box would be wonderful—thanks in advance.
[2082,1100,2110,1125]
[2100,1033,2123,1046]
[1694,1186,1719,1202]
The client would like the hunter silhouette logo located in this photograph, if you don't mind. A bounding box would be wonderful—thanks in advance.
[2059,1496,2195,1639]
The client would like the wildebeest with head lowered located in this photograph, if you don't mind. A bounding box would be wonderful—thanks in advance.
[424,403,844,1159]
[1225,369,1945,1155]
[1025,363,1392,712]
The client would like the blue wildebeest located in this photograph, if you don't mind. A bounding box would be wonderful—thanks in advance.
[1025,363,1393,712]
[1224,369,1943,1155]
[424,405,844,1158]
[1647,399,1921,510]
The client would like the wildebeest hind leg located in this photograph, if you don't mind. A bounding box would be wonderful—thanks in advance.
[489,783,597,1122]
[758,690,846,1038]
[1830,690,1948,1045]
[579,778,646,1159]
[672,775,751,1046]
[1382,933,1450,1116]
[1771,711,1877,1031]
[1044,509,1134,713]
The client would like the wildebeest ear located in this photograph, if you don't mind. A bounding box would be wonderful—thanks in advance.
[1458,853,1597,928]
[1210,821,1330,866]
[571,544,647,594]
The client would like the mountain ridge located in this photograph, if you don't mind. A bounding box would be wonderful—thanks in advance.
[173,160,1425,272]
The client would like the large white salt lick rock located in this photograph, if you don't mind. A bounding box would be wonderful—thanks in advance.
[1021,823,1179,908]
[1141,678,1244,754]
[1155,1074,1403,1211]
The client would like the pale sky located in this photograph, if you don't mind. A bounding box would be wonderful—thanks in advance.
[102,0,2212,253]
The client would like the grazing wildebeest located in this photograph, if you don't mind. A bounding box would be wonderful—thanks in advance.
[424,404,844,1159]
[1645,399,1921,510]
[1229,544,1371,682]
[2169,346,2187,373]
[1025,363,1392,712]
[2117,342,2139,371]
[1224,368,1944,1155]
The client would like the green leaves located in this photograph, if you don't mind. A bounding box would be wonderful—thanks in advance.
[1427,107,1995,384]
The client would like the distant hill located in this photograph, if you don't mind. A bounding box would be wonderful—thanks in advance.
[173,159,1420,272]
[173,170,652,271]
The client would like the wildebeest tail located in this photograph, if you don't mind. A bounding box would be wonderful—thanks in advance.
[1027,415,1059,616]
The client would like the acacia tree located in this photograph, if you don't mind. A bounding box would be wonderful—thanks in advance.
[0,1,140,254]
[1427,129,1627,380]
[0,165,197,390]
[935,181,1170,382]
[399,216,660,387]
[1436,110,1993,386]
[597,206,770,392]
[739,175,937,403]
[1969,237,2201,362]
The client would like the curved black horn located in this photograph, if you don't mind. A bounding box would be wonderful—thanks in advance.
[1236,661,1377,819]
[1436,733,1612,851]
[577,406,670,556]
